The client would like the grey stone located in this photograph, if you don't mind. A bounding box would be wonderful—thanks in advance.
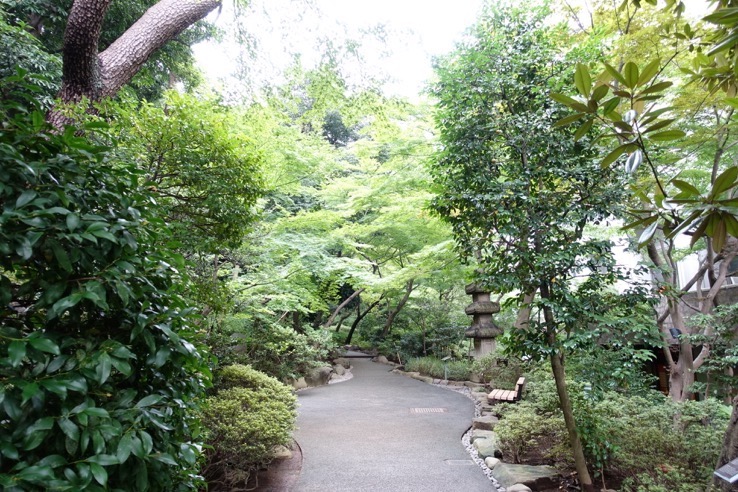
[333,364,346,376]
[464,381,486,389]
[470,429,495,443]
[473,436,502,460]
[292,377,307,390]
[473,392,489,401]
[506,484,532,492]
[375,355,389,364]
[484,457,501,469]
[272,445,292,460]
[472,415,499,431]
[410,373,434,384]
[305,366,333,387]
[333,357,350,369]
[479,404,496,415]
[491,463,560,490]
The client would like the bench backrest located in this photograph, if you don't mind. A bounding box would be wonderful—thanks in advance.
[514,377,526,399]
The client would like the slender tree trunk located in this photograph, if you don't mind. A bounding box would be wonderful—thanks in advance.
[323,288,364,328]
[334,311,352,332]
[345,296,384,345]
[540,281,594,491]
[292,311,302,333]
[311,311,324,329]
[381,279,415,337]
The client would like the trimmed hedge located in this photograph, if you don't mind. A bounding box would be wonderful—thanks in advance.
[201,365,296,490]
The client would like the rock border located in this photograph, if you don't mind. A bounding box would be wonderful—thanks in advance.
[292,357,355,392]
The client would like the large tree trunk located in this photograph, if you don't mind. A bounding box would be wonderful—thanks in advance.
[381,279,415,337]
[50,0,221,126]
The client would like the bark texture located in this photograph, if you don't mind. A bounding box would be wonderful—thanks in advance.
[54,0,221,119]
[97,0,221,98]
[60,0,112,103]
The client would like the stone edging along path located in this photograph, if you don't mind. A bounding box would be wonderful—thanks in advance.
[375,356,561,492]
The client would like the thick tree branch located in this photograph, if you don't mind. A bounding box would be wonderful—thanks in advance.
[98,0,221,98]
[56,0,221,109]
[323,288,365,328]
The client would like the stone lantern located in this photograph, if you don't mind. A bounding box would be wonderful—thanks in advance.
[464,283,502,359]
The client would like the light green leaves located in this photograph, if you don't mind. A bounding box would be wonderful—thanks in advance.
[648,130,686,141]
[623,62,640,88]
[575,63,592,97]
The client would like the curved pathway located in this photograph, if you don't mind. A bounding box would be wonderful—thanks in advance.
[293,357,493,491]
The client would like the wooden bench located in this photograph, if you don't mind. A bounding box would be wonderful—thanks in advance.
[487,377,526,404]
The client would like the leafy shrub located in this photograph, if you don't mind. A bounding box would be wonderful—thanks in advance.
[0,17,61,107]
[201,365,296,490]
[494,401,567,464]
[493,366,729,490]
[0,77,208,490]
[360,323,467,363]
[404,356,471,381]
[209,314,334,382]
[598,394,728,490]
[471,350,525,388]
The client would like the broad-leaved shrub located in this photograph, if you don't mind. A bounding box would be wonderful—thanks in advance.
[0,75,209,490]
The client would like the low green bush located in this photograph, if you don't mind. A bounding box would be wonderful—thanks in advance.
[494,401,567,464]
[201,364,297,490]
[209,314,334,382]
[493,368,729,490]
[404,356,471,381]
[471,350,525,388]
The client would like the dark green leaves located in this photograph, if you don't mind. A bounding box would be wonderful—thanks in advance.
[0,76,209,490]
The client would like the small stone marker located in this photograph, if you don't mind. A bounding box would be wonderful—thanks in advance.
[715,457,738,484]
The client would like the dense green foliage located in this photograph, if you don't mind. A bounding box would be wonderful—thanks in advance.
[210,313,334,382]
[429,4,658,486]
[201,364,296,490]
[470,350,525,389]
[0,14,60,105]
[494,367,729,491]
[111,91,264,253]
[4,2,738,490]
[0,77,209,490]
